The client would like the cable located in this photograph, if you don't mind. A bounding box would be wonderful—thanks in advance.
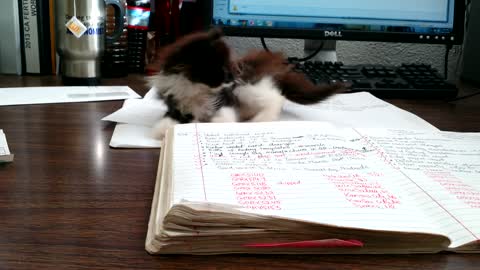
[260,37,270,52]
[444,44,453,79]
[455,0,472,78]
[448,89,480,102]
[289,41,325,63]
[466,0,472,29]
[260,37,325,63]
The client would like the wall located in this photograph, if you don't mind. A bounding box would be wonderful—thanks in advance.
[224,37,463,81]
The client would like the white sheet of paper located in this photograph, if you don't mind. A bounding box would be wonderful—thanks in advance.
[104,89,438,148]
[109,123,162,148]
[0,86,141,106]
[105,88,165,148]
[102,98,167,126]
[0,130,14,162]
[281,92,438,131]
[105,96,165,148]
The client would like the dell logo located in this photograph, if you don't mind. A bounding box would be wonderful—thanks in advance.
[324,31,343,37]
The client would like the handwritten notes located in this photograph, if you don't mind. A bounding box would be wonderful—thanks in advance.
[191,124,368,172]
[170,122,444,236]
[326,173,401,209]
[231,172,282,211]
[357,128,480,248]
[427,171,480,209]
[360,130,480,174]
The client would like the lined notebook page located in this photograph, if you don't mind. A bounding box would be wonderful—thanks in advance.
[358,128,480,248]
[170,122,444,236]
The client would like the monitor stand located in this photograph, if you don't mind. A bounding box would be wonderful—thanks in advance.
[304,40,338,62]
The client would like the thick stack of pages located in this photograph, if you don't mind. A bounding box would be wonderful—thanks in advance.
[146,122,480,255]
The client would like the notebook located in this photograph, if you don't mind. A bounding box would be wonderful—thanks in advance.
[146,121,480,254]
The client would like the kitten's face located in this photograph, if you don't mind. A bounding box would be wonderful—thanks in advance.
[157,29,232,88]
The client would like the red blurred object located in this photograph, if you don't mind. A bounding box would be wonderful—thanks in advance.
[145,0,205,75]
[155,0,181,46]
[179,0,205,35]
[126,0,152,73]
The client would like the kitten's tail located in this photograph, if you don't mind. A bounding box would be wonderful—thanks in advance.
[276,72,348,105]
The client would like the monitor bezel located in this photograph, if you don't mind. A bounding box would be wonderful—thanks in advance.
[205,0,465,45]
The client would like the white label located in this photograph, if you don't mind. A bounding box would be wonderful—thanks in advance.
[66,16,87,38]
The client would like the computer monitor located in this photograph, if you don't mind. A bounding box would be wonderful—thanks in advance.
[208,0,465,45]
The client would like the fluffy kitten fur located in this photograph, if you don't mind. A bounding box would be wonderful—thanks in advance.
[147,28,345,139]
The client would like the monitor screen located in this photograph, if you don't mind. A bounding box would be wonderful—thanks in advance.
[209,0,465,44]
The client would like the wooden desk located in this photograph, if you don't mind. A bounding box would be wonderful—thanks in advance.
[1,75,479,269]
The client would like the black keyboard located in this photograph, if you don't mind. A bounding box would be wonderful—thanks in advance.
[294,61,458,99]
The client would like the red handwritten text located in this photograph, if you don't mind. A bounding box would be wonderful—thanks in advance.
[326,174,400,209]
[231,172,282,210]
[426,171,480,208]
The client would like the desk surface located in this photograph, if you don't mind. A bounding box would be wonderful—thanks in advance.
[1,75,479,270]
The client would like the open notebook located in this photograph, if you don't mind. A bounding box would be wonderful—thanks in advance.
[146,121,480,255]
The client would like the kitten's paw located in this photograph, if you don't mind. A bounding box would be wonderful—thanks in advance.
[151,117,179,140]
[211,107,237,123]
[248,106,283,122]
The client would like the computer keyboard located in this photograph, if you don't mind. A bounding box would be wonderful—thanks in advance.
[294,61,458,99]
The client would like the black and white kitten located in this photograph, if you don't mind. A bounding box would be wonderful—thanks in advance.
[147,29,345,139]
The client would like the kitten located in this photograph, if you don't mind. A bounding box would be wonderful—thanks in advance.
[147,28,346,139]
